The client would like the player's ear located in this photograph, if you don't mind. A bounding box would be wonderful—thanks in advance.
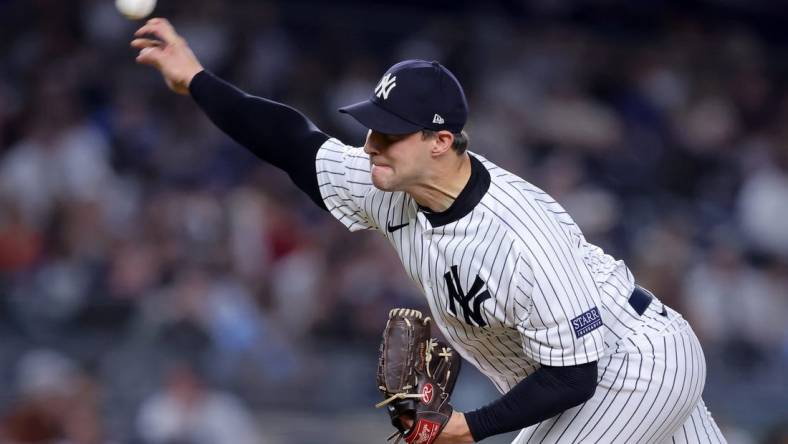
[430,130,454,157]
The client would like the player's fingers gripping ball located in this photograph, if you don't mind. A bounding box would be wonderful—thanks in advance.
[376,309,461,444]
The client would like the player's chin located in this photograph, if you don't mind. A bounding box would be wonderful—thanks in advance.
[370,166,398,191]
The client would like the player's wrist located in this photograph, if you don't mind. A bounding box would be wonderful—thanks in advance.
[169,59,203,96]
[182,64,204,91]
[181,44,204,82]
[438,411,475,444]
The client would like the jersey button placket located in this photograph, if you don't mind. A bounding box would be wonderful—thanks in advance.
[417,212,434,292]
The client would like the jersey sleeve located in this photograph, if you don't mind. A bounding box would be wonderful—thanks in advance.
[315,138,378,231]
[513,244,606,367]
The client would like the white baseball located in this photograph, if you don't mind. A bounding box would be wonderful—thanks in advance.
[115,0,157,20]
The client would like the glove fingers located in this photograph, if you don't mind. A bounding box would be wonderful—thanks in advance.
[378,309,431,392]
[428,340,461,392]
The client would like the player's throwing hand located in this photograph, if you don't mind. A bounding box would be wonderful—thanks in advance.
[131,18,203,95]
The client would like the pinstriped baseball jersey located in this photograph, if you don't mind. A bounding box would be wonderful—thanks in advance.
[316,138,725,443]
[318,138,639,383]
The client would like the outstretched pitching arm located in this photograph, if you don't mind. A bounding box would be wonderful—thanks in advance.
[132,18,329,208]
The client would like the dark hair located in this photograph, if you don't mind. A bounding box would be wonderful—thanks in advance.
[421,129,469,155]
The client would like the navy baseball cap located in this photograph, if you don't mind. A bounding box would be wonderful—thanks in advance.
[339,60,468,135]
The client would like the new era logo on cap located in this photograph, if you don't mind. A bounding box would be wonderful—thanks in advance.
[338,59,468,135]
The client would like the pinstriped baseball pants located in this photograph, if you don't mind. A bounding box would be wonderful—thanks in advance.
[513,312,726,444]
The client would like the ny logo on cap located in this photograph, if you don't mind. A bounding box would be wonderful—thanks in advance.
[374,73,397,100]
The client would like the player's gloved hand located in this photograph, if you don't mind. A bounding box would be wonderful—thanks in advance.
[131,18,204,95]
[376,308,462,444]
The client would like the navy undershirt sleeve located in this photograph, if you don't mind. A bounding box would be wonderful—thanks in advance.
[189,70,330,210]
[464,361,598,442]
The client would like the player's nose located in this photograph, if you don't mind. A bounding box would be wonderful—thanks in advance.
[363,141,379,156]
[364,130,385,156]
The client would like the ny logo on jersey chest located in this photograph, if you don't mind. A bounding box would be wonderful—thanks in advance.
[444,265,491,327]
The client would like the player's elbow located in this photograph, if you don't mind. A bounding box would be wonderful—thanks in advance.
[568,361,598,405]
[544,360,598,407]
[573,377,597,404]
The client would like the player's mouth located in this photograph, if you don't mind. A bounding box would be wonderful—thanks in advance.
[371,159,391,169]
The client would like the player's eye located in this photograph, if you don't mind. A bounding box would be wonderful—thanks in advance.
[370,131,403,146]
[383,133,406,143]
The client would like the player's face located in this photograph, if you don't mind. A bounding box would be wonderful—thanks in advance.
[363,130,433,191]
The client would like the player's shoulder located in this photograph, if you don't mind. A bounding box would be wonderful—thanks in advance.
[316,138,374,187]
[471,154,524,216]
[473,152,552,209]
[317,137,368,161]
[473,153,566,247]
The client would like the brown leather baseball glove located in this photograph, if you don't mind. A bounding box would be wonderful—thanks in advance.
[376,308,462,444]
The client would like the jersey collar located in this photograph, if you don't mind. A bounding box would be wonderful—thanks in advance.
[418,154,491,227]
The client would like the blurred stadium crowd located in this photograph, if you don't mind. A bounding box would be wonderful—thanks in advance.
[0,0,787,443]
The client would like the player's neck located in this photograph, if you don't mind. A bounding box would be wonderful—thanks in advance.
[408,153,472,213]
